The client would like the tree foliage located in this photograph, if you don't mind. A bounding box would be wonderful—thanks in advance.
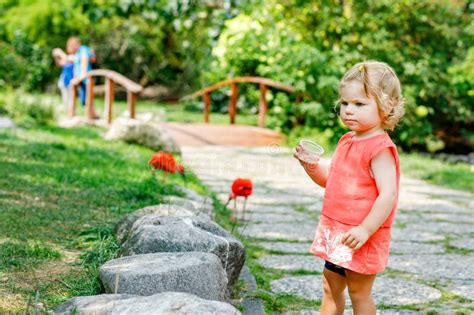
[209,0,473,152]
[0,0,472,152]
[0,0,239,93]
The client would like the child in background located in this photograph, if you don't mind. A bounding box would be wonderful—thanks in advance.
[53,37,98,118]
[52,48,74,111]
[294,61,405,314]
[67,37,92,107]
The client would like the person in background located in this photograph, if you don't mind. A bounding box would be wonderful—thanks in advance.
[52,47,74,112]
[53,37,97,118]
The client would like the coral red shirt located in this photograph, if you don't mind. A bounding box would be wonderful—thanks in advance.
[322,132,400,227]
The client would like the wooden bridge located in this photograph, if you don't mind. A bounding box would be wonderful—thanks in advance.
[183,77,296,127]
[69,69,143,123]
[68,73,288,146]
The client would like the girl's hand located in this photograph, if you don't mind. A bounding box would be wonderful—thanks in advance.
[52,48,62,57]
[293,144,304,163]
[341,226,369,251]
[293,144,320,170]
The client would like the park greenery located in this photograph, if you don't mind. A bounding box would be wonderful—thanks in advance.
[0,0,473,153]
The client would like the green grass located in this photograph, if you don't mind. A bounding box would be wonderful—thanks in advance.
[0,124,209,313]
[399,153,473,193]
[0,242,61,270]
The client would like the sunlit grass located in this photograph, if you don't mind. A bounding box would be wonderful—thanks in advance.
[400,153,473,193]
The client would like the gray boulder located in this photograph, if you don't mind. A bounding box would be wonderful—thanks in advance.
[115,204,200,243]
[121,215,245,289]
[54,292,241,314]
[99,252,227,301]
[167,195,214,217]
[0,116,16,129]
[104,117,179,154]
[54,294,133,314]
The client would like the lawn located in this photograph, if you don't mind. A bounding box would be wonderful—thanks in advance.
[0,124,212,313]
[399,153,473,193]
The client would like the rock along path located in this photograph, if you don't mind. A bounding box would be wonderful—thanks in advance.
[181,145,473,314]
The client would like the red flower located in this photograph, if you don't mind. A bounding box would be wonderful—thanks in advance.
[148,151,177,173]
[177,164,185,174]
[227,178,253,222]
[230,178,253,200]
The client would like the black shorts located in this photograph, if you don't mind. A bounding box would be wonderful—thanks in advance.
[325,261,346,277]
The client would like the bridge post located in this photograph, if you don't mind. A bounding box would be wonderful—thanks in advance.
[258,83,268,127]
[229,83,238,124]
[127,91,137,119]
[187,76,294,127]
[69,85,77,117]
[86,76,95,120]
[105,78,115,124]
[203,92,211,123]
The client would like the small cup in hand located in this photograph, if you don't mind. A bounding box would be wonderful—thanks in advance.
[294,139,324,165]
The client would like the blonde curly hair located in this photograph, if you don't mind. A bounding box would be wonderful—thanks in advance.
[339,61,405,131]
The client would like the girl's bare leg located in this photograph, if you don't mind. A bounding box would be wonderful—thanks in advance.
[346,270,377,315]
[321,268,347,315]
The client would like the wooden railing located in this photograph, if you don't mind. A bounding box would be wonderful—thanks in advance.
[69,69,143,123]
[183,77,296,127]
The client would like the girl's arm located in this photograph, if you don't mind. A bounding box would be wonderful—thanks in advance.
[80,54,89,77]
[294,145,329,187]
[52,48,68,66]
[341,148,397,250]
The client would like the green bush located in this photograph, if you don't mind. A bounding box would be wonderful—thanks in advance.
[209,0,474,152]
[0,42,28,88]
[0,0,240,93]
[0,0,86,90]
[0,0,472,152]
[0,90,56,126]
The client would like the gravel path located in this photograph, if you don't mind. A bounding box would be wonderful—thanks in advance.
[181,145,473,314]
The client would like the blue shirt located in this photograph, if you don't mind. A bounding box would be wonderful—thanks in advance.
[73,45,92,79]
[62,63,74,87]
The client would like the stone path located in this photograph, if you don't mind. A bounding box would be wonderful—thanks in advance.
[181,145,473,314]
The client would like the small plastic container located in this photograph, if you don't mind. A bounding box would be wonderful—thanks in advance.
[297,139,325,164]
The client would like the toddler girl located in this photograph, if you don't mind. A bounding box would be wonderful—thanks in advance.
[294,61,405,314]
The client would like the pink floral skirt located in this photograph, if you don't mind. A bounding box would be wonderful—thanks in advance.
[309,214,391,275]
